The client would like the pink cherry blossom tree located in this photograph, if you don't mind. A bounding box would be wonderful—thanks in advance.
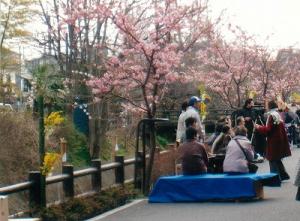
[85,1,215,191]
[253,46,274,101]
[269,49,300,101]
[254,47,300,102]
[196,26,260,109]
[39,0,149,158]
[88,0,214,118]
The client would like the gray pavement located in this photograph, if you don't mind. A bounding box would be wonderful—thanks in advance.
[90,147,300,221]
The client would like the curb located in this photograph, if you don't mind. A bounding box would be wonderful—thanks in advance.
[85,199,146,221]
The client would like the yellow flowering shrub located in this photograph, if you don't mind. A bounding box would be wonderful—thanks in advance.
[291,92,300,103]
[248,90,257,99]
[41,152,60,176]
[199,102,207,120]
[45,111,65,128]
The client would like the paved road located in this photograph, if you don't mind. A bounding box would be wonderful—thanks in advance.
[90,147,300,221]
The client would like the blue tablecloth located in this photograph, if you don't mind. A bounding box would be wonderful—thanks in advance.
[149,173,280,203]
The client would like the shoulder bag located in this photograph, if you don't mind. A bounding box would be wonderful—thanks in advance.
[234,139,258,173]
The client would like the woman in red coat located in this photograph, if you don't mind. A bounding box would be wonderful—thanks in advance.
[255,100,291,180]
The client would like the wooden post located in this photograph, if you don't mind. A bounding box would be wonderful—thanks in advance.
[60,138,67,164]
[115,156,124,184]
[91,159,102,192]
[0,196,8,221]
[29,171,46,209]
[62,165,74,198]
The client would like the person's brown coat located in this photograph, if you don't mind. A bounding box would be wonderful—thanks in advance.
[177,140,208,175]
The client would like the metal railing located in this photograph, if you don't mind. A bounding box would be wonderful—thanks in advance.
[156,109,235,121]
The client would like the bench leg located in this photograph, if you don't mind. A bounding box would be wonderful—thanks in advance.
[254,181,264,200]
[175,163,182,175]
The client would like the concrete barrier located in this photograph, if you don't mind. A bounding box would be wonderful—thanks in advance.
[0,196,40,221]
[0,196,9,221]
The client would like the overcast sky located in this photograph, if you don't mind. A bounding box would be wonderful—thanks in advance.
[21,0,300,59]
[209,0,300,49]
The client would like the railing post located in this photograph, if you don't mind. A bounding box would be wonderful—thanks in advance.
[29,171,46,209]
[62,164,74,198]
[91,159,102,192]
[134,151,143,189]
[0,196,9,221]
[115,156,124,184]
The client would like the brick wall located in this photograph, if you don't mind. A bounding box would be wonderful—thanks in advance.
[151,144,177,184]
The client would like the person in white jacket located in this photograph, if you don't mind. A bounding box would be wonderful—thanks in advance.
[176,101,188,144]
[182,96,205,141]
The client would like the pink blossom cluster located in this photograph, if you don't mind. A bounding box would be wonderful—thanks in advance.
[61,0,111,26]
[85,0,212,117]
[196,27,260,108]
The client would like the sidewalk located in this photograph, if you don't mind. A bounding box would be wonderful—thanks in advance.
[89,147,300,221]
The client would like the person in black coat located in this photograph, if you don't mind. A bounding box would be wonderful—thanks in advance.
[238,99,257,140]
[238,99,266,157]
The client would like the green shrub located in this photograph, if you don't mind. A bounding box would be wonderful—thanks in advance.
[39,184,139,221]
[64,121,90,167]
[115,143,126,156]
[156,135,169,150]
[99,138,113,161]
[50,119,90,168]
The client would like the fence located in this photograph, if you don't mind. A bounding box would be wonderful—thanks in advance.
[156,109,234,121]
[156,109,235,135]
[0,156,136,214]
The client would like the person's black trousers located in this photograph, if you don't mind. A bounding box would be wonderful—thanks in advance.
[296,187,300,201]
[269,160,290,180]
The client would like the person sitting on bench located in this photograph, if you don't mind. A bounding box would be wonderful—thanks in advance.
[212,124,232,155]
[236,116,245,127]
[223,126,255,174]
[177,127,209,175]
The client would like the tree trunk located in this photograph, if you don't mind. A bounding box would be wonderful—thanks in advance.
[38,95,45,166]
[145,120,156,195]
[91,118,100,159]
[90,100,109,159]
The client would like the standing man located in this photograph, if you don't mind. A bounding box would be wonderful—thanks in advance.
[176,101,188,145]
[238,99,257,140]
[284,104,300,147]
[238,99,266,157]
[183,96,205,141]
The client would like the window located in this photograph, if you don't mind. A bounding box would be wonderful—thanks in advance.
[23,79,31,92]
